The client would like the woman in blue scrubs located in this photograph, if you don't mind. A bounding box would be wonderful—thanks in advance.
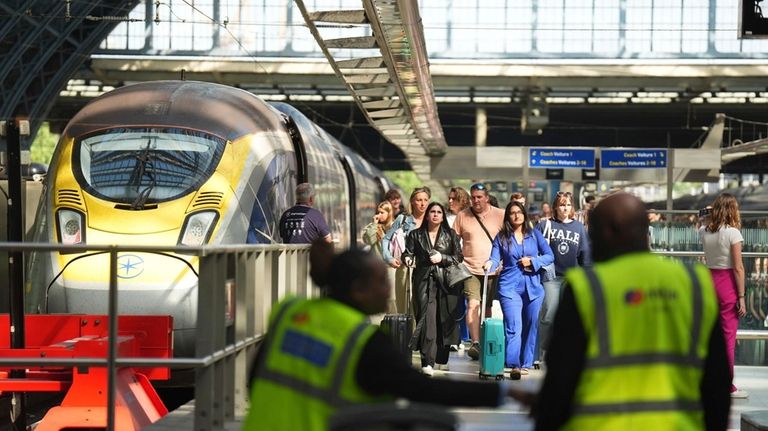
[483,201,553,379]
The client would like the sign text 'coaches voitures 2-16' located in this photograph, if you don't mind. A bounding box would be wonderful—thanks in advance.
[528,148,596,169]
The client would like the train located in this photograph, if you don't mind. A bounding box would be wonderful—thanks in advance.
[26,80,394,360]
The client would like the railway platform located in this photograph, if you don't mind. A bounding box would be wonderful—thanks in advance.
[2,243,768,430]
[145,349,768,431]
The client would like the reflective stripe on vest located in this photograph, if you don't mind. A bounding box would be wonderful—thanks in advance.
[581,263,703,369]
[258,320,369,408]
[574,399,703,415]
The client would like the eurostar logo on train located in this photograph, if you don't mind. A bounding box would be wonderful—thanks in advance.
[117,254,145,279]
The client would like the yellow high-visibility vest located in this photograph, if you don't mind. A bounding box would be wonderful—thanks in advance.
[563,253,718,431]
[243,297,387,431]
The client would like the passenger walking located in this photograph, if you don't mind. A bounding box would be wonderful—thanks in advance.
[446,186,470,227]
[362,201,397,316]
[699,192,748,399]
[446,186,472,350]
[518,192,730,431]
[278,183,332,244]
[510,192,534,229]
[575,194,596,229]
[244,241,525,431]
[483,202,553,379]
[402,202,464,376]
[535,191,591,362]
[453,183,505,360]
[385,189,404,218]
[382,187,431,314]
[540,202,552,220]
[362,201,394,258]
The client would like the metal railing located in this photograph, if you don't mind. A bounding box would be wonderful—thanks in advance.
[0,242,314,430]
[653,250,768,347]
[5,243,768,429]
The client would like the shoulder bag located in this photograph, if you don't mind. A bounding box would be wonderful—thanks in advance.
[444,261,473,290]
[434,229,472,290]
[388,215,406,261]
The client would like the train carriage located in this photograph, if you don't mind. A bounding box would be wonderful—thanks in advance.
[27,81,393,361]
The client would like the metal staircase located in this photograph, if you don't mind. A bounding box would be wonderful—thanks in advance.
[293,0,447,191]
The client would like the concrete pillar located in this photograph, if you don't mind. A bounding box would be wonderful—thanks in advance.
[475,107,487,147]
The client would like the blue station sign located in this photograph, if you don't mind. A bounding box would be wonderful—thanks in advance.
[601,149,667,169]
[528,148,595,169]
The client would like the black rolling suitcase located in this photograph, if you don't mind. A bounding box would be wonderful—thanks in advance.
[379,266,413,366]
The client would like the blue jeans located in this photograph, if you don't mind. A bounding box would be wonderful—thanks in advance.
[536,276,564,361]
[499,290,543,369]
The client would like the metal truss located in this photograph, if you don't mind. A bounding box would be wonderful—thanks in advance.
[0,0,140,146]
[293,0,447,183]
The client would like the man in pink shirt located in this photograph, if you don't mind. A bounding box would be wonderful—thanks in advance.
[453,183,506,360]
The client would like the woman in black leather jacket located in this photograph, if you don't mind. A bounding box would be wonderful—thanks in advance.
[403,202,464,375]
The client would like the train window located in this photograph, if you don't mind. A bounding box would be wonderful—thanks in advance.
[74,128,226,207]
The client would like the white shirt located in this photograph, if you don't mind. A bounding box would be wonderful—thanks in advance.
[446,213,457,228]
[699,225,743,269]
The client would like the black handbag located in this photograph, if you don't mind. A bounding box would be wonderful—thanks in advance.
[443,262,473,290]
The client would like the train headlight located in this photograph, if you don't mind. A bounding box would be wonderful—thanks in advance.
[56,209,85,245]
[178,211,218,246]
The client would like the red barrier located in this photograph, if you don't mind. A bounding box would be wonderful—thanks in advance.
[0,315,173,431]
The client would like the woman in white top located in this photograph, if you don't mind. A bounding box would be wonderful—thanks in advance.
[699,192,747,398]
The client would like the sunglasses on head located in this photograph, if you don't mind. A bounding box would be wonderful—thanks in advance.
[470,183,486,191]
[556,191,573,197]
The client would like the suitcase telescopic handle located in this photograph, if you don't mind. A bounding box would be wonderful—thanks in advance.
[405,265,412,316]
[480,269,489,322]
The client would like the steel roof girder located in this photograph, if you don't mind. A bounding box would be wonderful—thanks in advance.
[0,2,69,82]
[2,1,98,119]
[355,86,397,97]
[373,116,409,126]
[336,57,385,69]
[29,14,128,138]
[344,74,391,85]
[363,0,447,157]
[368,108,404,118]
[362,99,401,109]
[308,10,367,24]
[325,36,378,49]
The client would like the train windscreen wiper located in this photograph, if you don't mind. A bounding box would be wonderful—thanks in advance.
[128,140,157,210]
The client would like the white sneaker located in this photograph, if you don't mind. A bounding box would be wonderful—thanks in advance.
[731,389,749,399]
[436,364,450,371]
[458,343,465,352]
[421,365,434,376]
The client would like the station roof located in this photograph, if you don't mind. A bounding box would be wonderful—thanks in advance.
[4,1,768,179]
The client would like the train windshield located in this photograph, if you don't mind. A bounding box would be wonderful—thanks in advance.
[76,128,226,207]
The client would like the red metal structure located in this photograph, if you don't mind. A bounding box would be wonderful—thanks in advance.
[0,315,173,430]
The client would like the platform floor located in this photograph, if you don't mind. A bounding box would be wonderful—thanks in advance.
[147,348,768,431]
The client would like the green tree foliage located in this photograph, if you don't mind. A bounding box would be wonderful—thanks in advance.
[383,170,421,194]
[30,122,59,166]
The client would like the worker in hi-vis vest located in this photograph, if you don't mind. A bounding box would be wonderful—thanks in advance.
[511,192,731,431]
[244,241,527,431]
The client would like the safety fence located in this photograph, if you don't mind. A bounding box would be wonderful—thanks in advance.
[648,210,768,252]
[2,244,768,430]
[0,242,313,431]
[654,250,768,366]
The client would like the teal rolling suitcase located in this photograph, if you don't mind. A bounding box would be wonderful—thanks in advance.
[479,271,505,380]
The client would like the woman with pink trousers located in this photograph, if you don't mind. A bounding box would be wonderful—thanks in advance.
[699,193,748,398]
